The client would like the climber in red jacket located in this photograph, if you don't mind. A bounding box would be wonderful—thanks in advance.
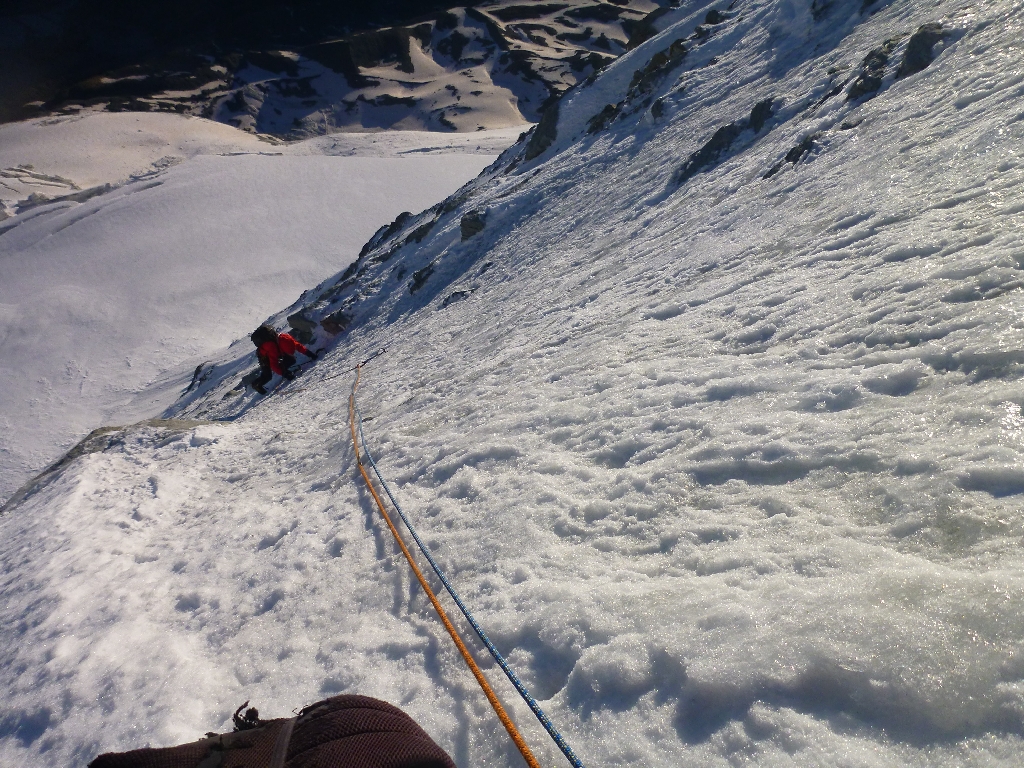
[249,324,317,395]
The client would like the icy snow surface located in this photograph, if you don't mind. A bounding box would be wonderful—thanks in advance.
[0,114,520,503]
[3,0,1024,767]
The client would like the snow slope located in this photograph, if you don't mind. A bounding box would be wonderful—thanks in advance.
[3,1,1024,767]
[0,114,520,504]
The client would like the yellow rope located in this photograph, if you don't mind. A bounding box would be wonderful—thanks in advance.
[349,365,542,768]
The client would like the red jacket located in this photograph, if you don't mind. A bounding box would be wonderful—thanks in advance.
[257,333,309,375]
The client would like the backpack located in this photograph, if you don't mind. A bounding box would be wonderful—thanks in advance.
[250,325,278,347]
[88,694,456,768]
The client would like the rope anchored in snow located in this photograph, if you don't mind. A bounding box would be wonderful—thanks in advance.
[348,364,542,768]
[349,363,587,768]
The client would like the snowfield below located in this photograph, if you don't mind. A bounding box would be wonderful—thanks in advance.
[3,1,1024,767]
[0,114,521,504]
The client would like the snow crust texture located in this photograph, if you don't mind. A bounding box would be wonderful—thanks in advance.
[4,0,1024,767]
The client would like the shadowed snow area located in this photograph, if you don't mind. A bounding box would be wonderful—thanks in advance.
[0,114,519,503]
[3,0,1024,767]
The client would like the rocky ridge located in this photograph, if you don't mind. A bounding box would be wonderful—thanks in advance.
[8,1,672,137]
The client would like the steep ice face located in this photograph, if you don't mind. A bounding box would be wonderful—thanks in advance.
[3,1,1024,767]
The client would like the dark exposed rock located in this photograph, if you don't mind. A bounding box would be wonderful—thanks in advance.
[436,29,472,61]
[674,99,774,186]
[287,312,318,335]
[372,246,400,264]
[500,49,542,83]
[441,192,469,215]
[360,211,412,258]
[369,93,417,107]
[18,184,113,213]
[513,22,560,37]
[223,89,247,112]
[441,290,474,308]
[704,9,729,25]
[566,4,625,22]
[303,40,376,89]
[624,6,673,50]
[409,263,435,294]
[347,25,432,74]
[338,257,361,283]
[896,23,945,79]
[629,39,687,97]
[558,26,593,42]
[847,37,902,101]
[465,8,512,51]
[567,50,614,72]
[320,310,351,335]
[651,97,666,119]
[270,77,319,99]
[184,363,212,394]
[240,370,260,390]
[673,123,742,185]
[814,80,848,109]
[287,326,315,344]
[525,99,560,160]
[748,98,774,133]
[245,51,301,77]
[489,4,571,22]
[436,11,459,30]
[286,314,316,345]
[763,133,821,179]
[404,219,437,245]
[594,33,613,50]
[785,134,820,163]
[587,102,623,132]
[461,210,487,240]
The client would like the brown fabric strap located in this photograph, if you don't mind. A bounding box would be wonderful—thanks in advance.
[269,717,297,768]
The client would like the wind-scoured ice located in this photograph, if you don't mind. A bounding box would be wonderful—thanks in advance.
[3,0,1024,766]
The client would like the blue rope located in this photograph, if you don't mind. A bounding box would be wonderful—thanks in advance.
[353,401,586,768]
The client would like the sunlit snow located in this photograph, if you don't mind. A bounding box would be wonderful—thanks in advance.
[2,1,1024,767]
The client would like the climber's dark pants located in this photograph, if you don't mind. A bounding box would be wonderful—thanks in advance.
[253,354,296,390]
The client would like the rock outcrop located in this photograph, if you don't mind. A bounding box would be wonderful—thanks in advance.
[460,210,487,240]
[673,99,775,187]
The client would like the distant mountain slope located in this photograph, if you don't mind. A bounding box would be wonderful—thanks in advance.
[2,0,670,135]
[0,0,458,123]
